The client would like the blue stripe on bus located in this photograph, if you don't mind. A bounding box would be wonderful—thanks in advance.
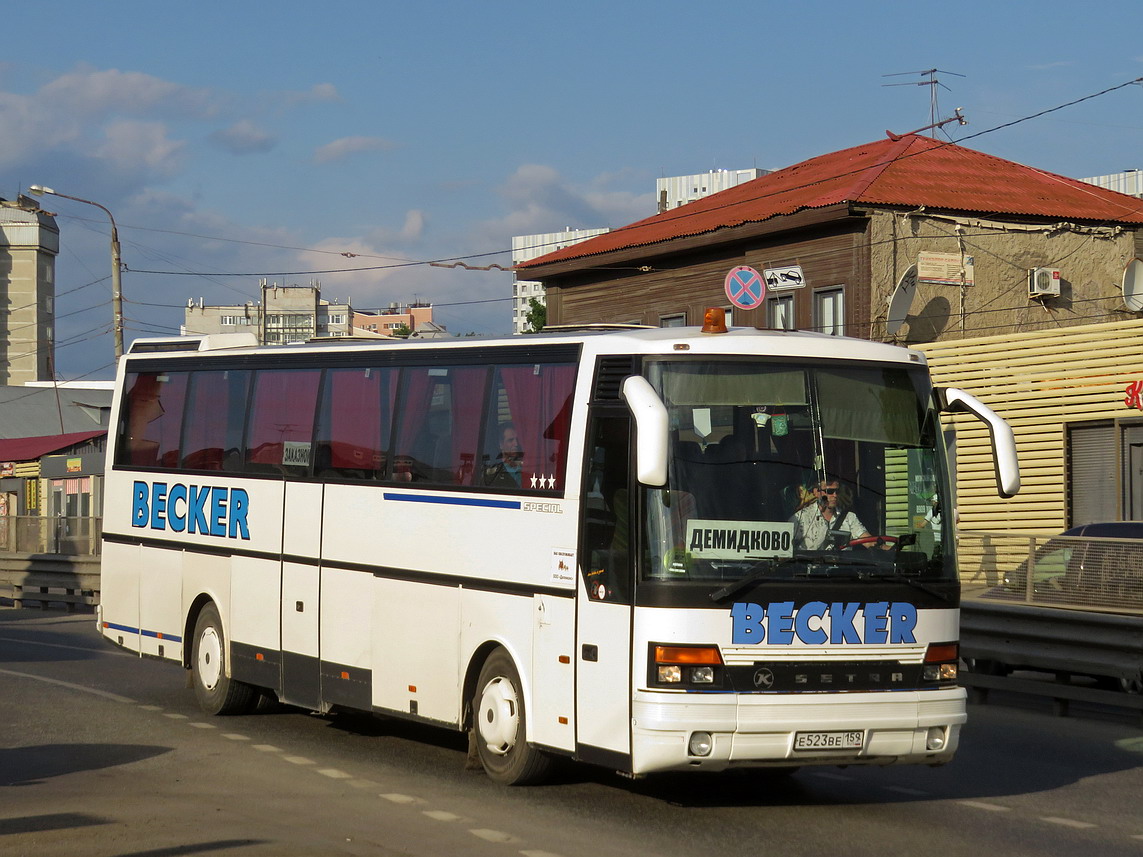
[103,620,182,643]
[383,492,521,510]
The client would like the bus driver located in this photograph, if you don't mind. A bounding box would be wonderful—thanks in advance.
[790,477,871,550]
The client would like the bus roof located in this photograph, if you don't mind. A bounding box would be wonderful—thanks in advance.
[126,326,925,366]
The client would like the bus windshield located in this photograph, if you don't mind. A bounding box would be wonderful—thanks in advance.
[641,358,952,586]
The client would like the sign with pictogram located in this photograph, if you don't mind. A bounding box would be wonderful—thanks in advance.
[724,266,766,310]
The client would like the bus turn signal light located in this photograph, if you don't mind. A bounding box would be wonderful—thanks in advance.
[701,307,728,334]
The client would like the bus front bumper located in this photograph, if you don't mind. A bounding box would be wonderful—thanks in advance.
[629,686,966,775]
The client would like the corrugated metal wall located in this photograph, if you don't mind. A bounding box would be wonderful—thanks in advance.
[920,318,1143,535]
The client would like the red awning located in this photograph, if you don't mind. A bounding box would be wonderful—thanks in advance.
[0,429,106,463]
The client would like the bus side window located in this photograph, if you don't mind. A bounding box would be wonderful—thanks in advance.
[182,369,251,472]
[314,367,394,480]
[483,363,576,492]
[581,415,631,603]
[244,369,321,477]
[392,366,488,486]
[119,371,189,468]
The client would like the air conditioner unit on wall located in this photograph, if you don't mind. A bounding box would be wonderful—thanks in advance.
[1029,267,1062,298]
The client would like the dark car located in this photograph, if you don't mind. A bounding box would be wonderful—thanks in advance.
[992,522,1143,609]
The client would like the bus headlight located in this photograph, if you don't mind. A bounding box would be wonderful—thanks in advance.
[658,665,683,683]
[690,666,715,684]
[922,642,958,684]
[650,643,725,689]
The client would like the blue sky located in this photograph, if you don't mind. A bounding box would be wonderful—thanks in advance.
[4,1,1143,378]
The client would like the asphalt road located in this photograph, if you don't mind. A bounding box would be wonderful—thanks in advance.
[3,606,1143,857]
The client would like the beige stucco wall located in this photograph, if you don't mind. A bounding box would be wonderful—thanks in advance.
[866,210,1138,344]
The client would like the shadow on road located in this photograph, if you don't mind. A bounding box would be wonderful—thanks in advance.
[0,743,170,787]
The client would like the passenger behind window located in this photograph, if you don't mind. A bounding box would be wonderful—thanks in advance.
[484,422,523,488]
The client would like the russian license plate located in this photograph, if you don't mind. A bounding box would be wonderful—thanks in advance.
[794,730,864,751]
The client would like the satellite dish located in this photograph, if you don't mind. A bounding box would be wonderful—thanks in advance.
[1123,258,1143,312]
[886,265,918,335]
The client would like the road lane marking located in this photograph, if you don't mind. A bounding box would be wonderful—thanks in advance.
[883,786,929,796]
[959,801,1011,812]
[188,722,215,729]
[521,852,566,857]
[252,744,282,752]
[317,768,351,779]
[221,733,250,741]
[423,811,462,822]
[282,755,315,765]
[380,793,419,805]
[0,667,135,703]
[470,829,518,843]
[163,713,189,720]
[1041,817,1097,829]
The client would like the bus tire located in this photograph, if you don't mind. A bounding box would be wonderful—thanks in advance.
[191,602,257,716]
[473,648,552,785]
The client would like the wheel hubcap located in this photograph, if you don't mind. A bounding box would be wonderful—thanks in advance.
[197,626,223,691]
[477,676,518,756]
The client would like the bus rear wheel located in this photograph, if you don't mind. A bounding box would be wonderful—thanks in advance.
[192,602,257,716]
[473,648,552,785]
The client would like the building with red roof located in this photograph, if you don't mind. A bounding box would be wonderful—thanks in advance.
[518,135,1143,342]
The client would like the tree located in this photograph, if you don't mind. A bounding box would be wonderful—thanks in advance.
[391,323,412,338]
[524,297,546,334]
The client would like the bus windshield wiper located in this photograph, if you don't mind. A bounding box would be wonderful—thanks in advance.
[709,555,808,602]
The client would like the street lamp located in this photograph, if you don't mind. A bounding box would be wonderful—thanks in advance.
[28,185,125,359]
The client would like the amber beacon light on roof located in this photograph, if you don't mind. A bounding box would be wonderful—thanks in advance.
[701,307,728,334]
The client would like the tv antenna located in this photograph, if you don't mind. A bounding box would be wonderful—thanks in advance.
[883,68,966,135]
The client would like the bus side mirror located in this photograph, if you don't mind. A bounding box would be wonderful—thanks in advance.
[621,375,668,487]
[937,386,1020,498]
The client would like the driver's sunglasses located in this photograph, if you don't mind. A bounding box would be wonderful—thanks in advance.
[819,487,838,495]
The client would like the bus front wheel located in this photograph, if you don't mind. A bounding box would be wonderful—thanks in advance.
[473,648,552,785]
[191,602,257,716]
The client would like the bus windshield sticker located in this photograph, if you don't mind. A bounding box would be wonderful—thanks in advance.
[686,520,794,560]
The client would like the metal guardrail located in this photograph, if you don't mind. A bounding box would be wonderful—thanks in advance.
[959,598,1143,687]
[960,670,1143,725]
[0,516,102,556]
[0,554,101,610]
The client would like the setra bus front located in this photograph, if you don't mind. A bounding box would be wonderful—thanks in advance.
[601,348,1017,775]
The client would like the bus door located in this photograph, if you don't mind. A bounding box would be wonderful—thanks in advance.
[575,413,634,765]
[279,482,323,710]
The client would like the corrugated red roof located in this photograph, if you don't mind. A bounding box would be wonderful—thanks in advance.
[518,135,1143,269]
[0,429,106,463]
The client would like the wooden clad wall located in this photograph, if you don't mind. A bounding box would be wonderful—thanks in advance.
[920,318,1143,534]
[548,220,869,332]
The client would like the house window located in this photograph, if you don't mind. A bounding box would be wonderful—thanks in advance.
[659,313,686,328]
[1069,420,1143,525]
[814,287,844,336]
[766,295,795,330]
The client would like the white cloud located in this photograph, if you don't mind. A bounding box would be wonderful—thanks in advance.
[283,82,342,105]
[40,66,216,119]
[474,163,653,244]
[95,120,185,177]
[210,119,276,154]
[313,135,398,164]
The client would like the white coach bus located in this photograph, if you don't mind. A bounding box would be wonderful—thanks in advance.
[98,314,1018,784]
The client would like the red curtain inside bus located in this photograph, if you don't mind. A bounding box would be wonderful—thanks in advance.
[499,364,575,491]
